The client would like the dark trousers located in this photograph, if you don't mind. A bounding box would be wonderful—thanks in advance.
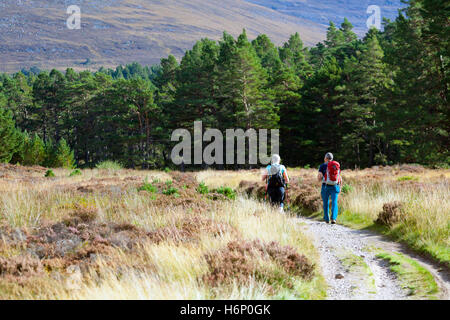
[268,187,285,208]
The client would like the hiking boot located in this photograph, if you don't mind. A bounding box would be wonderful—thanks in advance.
[324,220,330,224]
[331,220,337,224]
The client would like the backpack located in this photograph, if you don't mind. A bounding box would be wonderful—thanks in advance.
[325,161,341,185]
[267,164,285,188]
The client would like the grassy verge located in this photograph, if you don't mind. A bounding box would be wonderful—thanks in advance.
[340,252,376,294]
[199,168,449,268]
[297,207,449,268]
[376,251,439,299]
[338,174,449,267]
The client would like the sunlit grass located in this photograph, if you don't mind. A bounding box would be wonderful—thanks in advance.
[199,168,450,265]
[0,168,325,300]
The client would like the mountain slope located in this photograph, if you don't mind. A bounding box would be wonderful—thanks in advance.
[0,0,324,72]
[0,0,404,73]
[247,0,405,35]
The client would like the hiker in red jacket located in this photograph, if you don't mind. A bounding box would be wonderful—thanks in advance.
[317,153,342,224]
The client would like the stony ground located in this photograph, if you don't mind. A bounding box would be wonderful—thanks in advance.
[298,216,449,300]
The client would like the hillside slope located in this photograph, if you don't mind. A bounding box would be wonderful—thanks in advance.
[0,0,404,73]
[247,0,404,35]
[0,0,324,72]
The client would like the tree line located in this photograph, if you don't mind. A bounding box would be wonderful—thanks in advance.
[0,0,448,169]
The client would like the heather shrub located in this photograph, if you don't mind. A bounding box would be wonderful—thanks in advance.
[147,216,236,244]
[202,240,315,289]
[375,201,405,226]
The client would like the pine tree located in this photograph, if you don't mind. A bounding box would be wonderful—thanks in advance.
[325,22,345,48]
[0,104,22,163]
[299,57,344,165]
[22,132,46,166]
[173,38,220,129]
[338,30,390,167]
[1,72,33,129]
[218,30,278,130]
[63,71,106,167]
[279,33,312,78]
[323,20,360,66]
[382,1,449,164]
[341,18,358,43]
[252,34,282,75]
[32,70,67,142]
[43,138,56,168]
[53,138,75,169]
[119,78,159,168]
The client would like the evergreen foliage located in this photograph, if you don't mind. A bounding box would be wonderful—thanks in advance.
[0,0,448,168]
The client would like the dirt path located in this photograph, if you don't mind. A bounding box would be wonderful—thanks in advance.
[297,216,450,300]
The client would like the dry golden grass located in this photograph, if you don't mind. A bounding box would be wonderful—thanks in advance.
[0,166,325,300]
[197,169,262,189]
[200,166,449,265]
[2,164,446,300]
[339,176,450,264]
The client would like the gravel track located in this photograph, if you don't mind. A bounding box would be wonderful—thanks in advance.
[297,217,450,300]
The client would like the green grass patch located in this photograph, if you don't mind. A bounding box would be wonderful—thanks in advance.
[137,179,158,193]
[376,251,439,299]
[341,184,353,194]
[44,169,55,178]
[334,210,375,229]
[340,252,376,292]
[289,205,321,218]
[214,186,237,200]
[162,186,179,197]
[69,169,82,177]
[196,182,209,195]
[387,224,450,266]
[397,176,419,181]
[272,276,327,300]
[96,161,123,170]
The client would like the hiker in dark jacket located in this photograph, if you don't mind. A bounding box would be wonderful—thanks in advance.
[262,154,290,213]
[317,152,342,224]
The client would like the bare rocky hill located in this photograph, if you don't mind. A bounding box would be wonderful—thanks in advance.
[0,0,402,73]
